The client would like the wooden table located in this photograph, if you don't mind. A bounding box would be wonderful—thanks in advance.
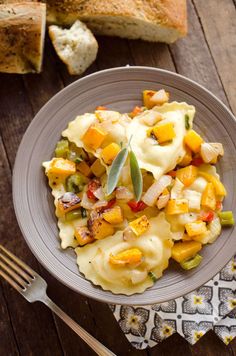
[0,1,235,355]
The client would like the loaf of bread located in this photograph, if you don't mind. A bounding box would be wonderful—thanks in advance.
[46,0,187,43]
[49,20,98,75]
[0,2,46,73]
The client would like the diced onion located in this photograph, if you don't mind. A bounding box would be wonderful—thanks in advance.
[177,213,198,226]
[81,192,94,209]
[142,175,172,206]
[171,178,184,199]
[131,270,148,284]
[189,177,207,193]
[93,187,105,200]
[150,89,169,105]
[95,110,121,123]
[116,186,134,200]
[141,111,163,126]
[157,192,170,209]
[123,227,136,241]
[183,189,202,211]
[201,142,224,163]
[207,217,221,243]
[171,230,184,240]
[93,200,108,210]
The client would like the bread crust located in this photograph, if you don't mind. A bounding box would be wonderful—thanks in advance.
[46,0,187,37]
[0,2,46,73]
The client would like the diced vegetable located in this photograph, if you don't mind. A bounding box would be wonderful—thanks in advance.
[207,217,221,243]
[57,192,81,215]
[157,189,170,209]
[66,173,86,193]
[150,89,170,105]
[148,271,158,282]
[167,170,176,177]
[200,142,224,163]
[77,161,91,177]
[171,178,184,199]
[218,211,235,226]
[216,201,222,211]
[91,159,106,177]
[179,147,192,167]
[153,123,175,144]
[166,199,189,215]
[87,179,101,200]
[143,173,154,191]
[183,189,202,211]
[103,206,123,224]
[171,241,202,263]
[65,209,81,221]
[201,182,216,210]
[142,175,172,206]
[198,171,227,196]
[128,200,147,212]
[129,215,150,236]
[185,114,190,130]
[185,221,207,237]
[81,207,87,218]
[74,226,94,246]
[184,130,204,153]
[82,126,107,150]
[129,106,143,118]
[180,254,203,270]
[142,90,157,109]
[101,143,121,165]
[176,165,198,187]
[191,156,204,167]
[55,139,69,158]
[116,187,134,200]
[192,231,210,244]
[96,106,107,110]
[142,111,163,126]
[109,248,142,266]
[88,212,114,239]
[200,210,214,223]
[47,158,76,176]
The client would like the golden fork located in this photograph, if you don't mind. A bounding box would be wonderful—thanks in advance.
[0,245,116,356]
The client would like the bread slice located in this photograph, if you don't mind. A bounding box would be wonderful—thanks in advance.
[46,0,187,43]
[49,20,98,75]
[0,2,46,73]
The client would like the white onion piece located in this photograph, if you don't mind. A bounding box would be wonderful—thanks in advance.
[142,175,172,207]
[171,230,184,241]
[189,177,207,193]
[81,192,94,209]
[141,111,163,126]
[171,178,184,199]
[131,270,148,284]
[95,110,121,122]
[150,89,169,105]
[183,189,202,211]
[177,213,198,226]
[157,192,170,209]
[201,142,224,163]
[116,186,134,200]
[207,217,221,243]
[123,227,136,241]
[93,200,108,210]
[93,187,105,200]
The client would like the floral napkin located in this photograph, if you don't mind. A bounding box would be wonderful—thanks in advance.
[110,255,236,349]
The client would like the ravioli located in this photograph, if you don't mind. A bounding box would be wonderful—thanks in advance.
[126,102,195,180]
[76,213,173,295]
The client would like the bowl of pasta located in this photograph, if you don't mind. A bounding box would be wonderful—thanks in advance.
[13,67,236,305]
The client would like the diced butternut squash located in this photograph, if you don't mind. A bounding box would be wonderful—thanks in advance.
[185,221,207,237]
[88,217,114,240]
[143,90,156,109]
[166,199,189,215]
[192,231,210,244]
[179,147,192,167]
[48,158,76,176]
[153,123,175,144]
[184,130,204,153]
[57,193,81,216]
[109,248,142,265]
[91,159,106,177]
[74,226,95,246]
[101,143,121,165]
[82,126,107,150]
[77,161,91,177]
[182,233,193,241]
[143,173,154,191]
[176,165,198,187]
[172,241,202,263]
[103,206,123,224]
[201,182,216,210]
[198,171,227,196]
[129,215,150,236]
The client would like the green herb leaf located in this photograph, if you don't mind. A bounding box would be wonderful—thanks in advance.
[130,150,143,201]
[107,147,129,195]
[185,114,190,130]
[148,271,157,283]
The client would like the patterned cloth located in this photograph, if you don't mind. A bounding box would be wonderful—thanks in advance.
[110,255,236,349]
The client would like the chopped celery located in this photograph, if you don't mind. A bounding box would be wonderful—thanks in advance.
[65,210,81,221]
[185,114,190,130]
[218,211,235,226]
[180,254,203,270]
[81,207,87,219]
[55,140,69,158]
[148,271,157,283]
[66,173,85,193]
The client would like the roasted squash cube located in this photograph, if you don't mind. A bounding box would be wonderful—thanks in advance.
[198,171,226,196]
[171,241,202,263]
[101,143,121,165]
[153,123,175,144]
[176,165,198,187]
[103,206,123,224]
[74,226,95,246]
[201,182,216,210]
[48,158,76,176]
[129,215,150,236]
[185,221,207,237]
[166,199,189,215]
[57,192,81,216]
[82,126,107,150]
[76,161,91,177]
[91,159,106,177]
[109,248,142,265]
[142,90,156,109]
[179,147,192,167]
[184,130,204,153]
[88,217,114,240]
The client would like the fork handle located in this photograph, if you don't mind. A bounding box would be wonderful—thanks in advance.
[42,297,116,356]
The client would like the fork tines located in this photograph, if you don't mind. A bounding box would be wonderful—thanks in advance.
[0,245,35,292]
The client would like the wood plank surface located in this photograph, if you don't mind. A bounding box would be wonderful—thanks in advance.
[0,1,235,355]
